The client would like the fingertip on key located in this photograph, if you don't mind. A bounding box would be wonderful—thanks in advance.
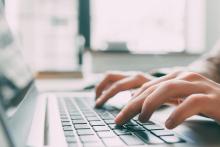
[114,112,124,125]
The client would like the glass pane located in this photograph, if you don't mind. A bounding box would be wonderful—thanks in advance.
[5,0,79,71]
[91,0,186,53]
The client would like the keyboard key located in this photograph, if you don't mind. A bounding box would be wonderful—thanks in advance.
[97,131,116,138]
[68,110,79,114]
[77,129,94,135]
[108,110,119,116]
[80,135,99,142]
[132,116,139,121]
[109,124,124,130]
[62,122,72,126]
[83,142,104,147]
[104,120,115,124]
[81,110,92,113]
[60,113,67,116]
[86,116,100,121]
[152,130,174,136]
[120,134,144,145]
[125,120,138,126]
[68,143,78,147]
[70,112,81,116]
[143,124,164,130]
[160,136,183,143]
[65,136,77,143]
[114,129,131,135]
[93,126,110,132]
[61,119,70,122]
[84,113,97,117]
[64,131,75,136]
[102,138,125,146]
[137,121,155,125]
[71,116,83,120]
[126,125,145,132]
[74,124,90,129]
[99,112,114,120]
[134,131,164,144]
[72,120,87,124]
[94,109,105,114]
[90,121,105,126]
[59,112,66,116]
[60,116,69,119]
[63,126,73,131]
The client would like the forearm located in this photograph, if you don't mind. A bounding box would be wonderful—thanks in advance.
[149,40,220,83]
[187,41,220,83]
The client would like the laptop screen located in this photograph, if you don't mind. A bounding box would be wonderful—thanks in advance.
[0,1,33,116]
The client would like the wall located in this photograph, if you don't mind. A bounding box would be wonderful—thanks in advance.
[206,0,220,51]
[84,51,199,73]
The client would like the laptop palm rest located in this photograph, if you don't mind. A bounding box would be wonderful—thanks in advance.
[26,95,47,146]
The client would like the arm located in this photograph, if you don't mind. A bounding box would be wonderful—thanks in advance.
[188,40,220,83]
[115,72,220,128]
[150,40,220,83]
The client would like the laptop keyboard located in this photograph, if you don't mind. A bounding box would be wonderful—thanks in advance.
[58,97,185,147]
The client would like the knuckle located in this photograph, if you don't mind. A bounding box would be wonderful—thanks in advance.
[95,83,102,90]
[189,97,199,105]
[180,72,202,80]
[160,81,177,90]
[146,85,157,93]
[95,85,100,90]
[170,70,183,76]
[189,96,205,106]
[105,72,113,78]
[126,101,137,112]
[135,73,146,79]
[129,103,137,112]
[112,82,122,91]
[143,98,152,107]
[142,83,149,89]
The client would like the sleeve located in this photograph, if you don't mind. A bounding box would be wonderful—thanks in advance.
[187,40,220,83]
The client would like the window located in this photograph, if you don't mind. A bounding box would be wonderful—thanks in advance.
[4,0,205,71]
[91,0,205,53]
[5,0,79,70]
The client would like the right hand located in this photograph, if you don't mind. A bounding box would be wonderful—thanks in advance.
[95,72,154,107]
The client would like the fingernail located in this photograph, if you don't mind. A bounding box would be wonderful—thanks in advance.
[138,114,144,122]
[165,118,174,129]
[115,112,123,124]
[95,99,102,107]
[138,112,150,123]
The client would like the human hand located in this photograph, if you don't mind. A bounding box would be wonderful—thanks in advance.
[95,71,154,107]
[115,71,220,129]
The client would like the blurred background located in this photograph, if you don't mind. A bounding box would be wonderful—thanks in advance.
[3,0,220,73]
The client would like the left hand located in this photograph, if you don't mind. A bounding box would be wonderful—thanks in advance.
[115,72,220,129]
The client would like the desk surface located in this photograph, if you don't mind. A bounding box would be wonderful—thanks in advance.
[35,74,101,92]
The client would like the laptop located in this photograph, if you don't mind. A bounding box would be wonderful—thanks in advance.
[1,1,220,147]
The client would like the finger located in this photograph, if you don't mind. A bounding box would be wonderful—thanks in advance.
[95,75,147,107]
[139,80,203,122]
[165,98,184,105]
[176,72,204,82]
[95,73,125,98]
[133,71,181,98]
[165,94,206,129]
[115,85,157,125]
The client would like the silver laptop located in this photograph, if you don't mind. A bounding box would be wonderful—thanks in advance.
[1,1,220,147]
